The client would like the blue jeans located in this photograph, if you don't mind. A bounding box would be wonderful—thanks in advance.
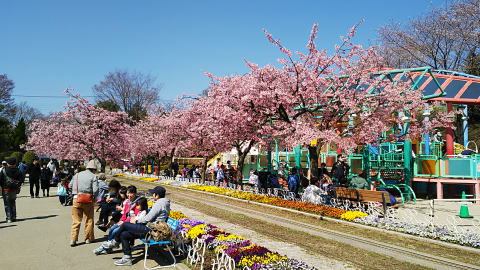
[114,222,150,256]
[108,224,120,240]
[59,195,66,205]
[2,190,17,221]
[288,184,297,194]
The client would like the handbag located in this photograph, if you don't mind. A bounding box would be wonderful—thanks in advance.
[75,174,93,203]
[57,185,67,196]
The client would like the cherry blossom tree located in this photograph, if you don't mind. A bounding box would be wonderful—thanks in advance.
[128,106,194,174]
[202,24,455,179]
[26,90,132,171]
[174,93,263,183]
[193,75,281,183]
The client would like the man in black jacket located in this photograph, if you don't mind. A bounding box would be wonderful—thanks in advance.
[0,157,25,223]
[27,158,41,198]
[331,154,350,187]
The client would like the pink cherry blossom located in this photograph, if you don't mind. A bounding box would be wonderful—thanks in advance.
[26,90,132,171]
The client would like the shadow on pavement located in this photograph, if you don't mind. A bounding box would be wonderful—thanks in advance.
[0,224,17,229]
[110,245,185,267]
[16,195,36,199]
[15,214,58,222]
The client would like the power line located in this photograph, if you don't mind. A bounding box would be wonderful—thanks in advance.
[12,95,95,98]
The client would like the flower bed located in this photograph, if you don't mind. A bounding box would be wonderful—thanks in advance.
[139,177,158,182]
[167,182,480,248]
[340,211,368,221]
[169,210,188,220]
[354,216,480,248]
[185,185,350,219]
[175,211,316,269]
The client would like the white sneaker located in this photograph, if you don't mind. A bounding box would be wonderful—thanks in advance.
[93,246,105,255]
[103,240,119,249]
[114,255,132,266]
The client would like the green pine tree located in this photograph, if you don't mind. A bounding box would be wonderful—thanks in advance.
[11,118,27,150]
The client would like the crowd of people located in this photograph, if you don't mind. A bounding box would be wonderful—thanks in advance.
[247,154,370,197]
[66,160,171,266]
[0,157,171,267]
[159,155,371,196]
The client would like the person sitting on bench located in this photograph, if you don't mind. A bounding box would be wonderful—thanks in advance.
[103,186,170,266]
[349,171,369,190]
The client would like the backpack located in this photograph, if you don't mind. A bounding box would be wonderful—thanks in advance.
[146,221,173,241]
[18,163,27,175]
[288,175,298,186]
[3,170,22,189]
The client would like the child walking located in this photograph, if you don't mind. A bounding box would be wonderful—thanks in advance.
[57,173,69,206]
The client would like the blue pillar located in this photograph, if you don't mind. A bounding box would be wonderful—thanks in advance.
[423,109,430,155]
[463,105,469,148]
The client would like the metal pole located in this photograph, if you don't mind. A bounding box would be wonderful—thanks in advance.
[463,105,468,148]
[275,139,279,171]
[446,103,455,155]
[404,141,412,194]
[424,107,431,155]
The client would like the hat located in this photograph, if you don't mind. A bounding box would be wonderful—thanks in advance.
[6,157,16,166]
[148,186,166,197]
[86,160,97,170]
[1,161,6,164]
[98,173,107,180]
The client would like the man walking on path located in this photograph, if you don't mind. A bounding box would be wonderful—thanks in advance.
[27,159,41,198]
[40,163,53,197]
[0,157,25,223]
[69,160,99,246]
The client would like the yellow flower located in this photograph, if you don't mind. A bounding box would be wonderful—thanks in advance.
[147,201,154,208]
[140,177,158,182]
[214,244,228,253]
[237,253,287,267]
[340,211,368,221]
[215,234,244,241]
[187,224,207,239]
[169,210,188,220]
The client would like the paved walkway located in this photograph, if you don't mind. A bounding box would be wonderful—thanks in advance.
[0,182,343,270]
[399,199,480,233]
[0,184,188,270]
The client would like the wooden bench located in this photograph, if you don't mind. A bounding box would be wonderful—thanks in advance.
[335,187,391,213]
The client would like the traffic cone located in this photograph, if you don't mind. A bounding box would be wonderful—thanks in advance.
[459,191,473,218]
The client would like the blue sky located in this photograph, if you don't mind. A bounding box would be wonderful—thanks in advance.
[1,0,447,115]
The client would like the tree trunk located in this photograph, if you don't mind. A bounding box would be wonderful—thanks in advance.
[236,152,247,188]
[235,140,255,189]
[201,156,208,184]
[155,152,161,178]
[167,148,175,175]
[100,159,107,173]
[308,145,318,183]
